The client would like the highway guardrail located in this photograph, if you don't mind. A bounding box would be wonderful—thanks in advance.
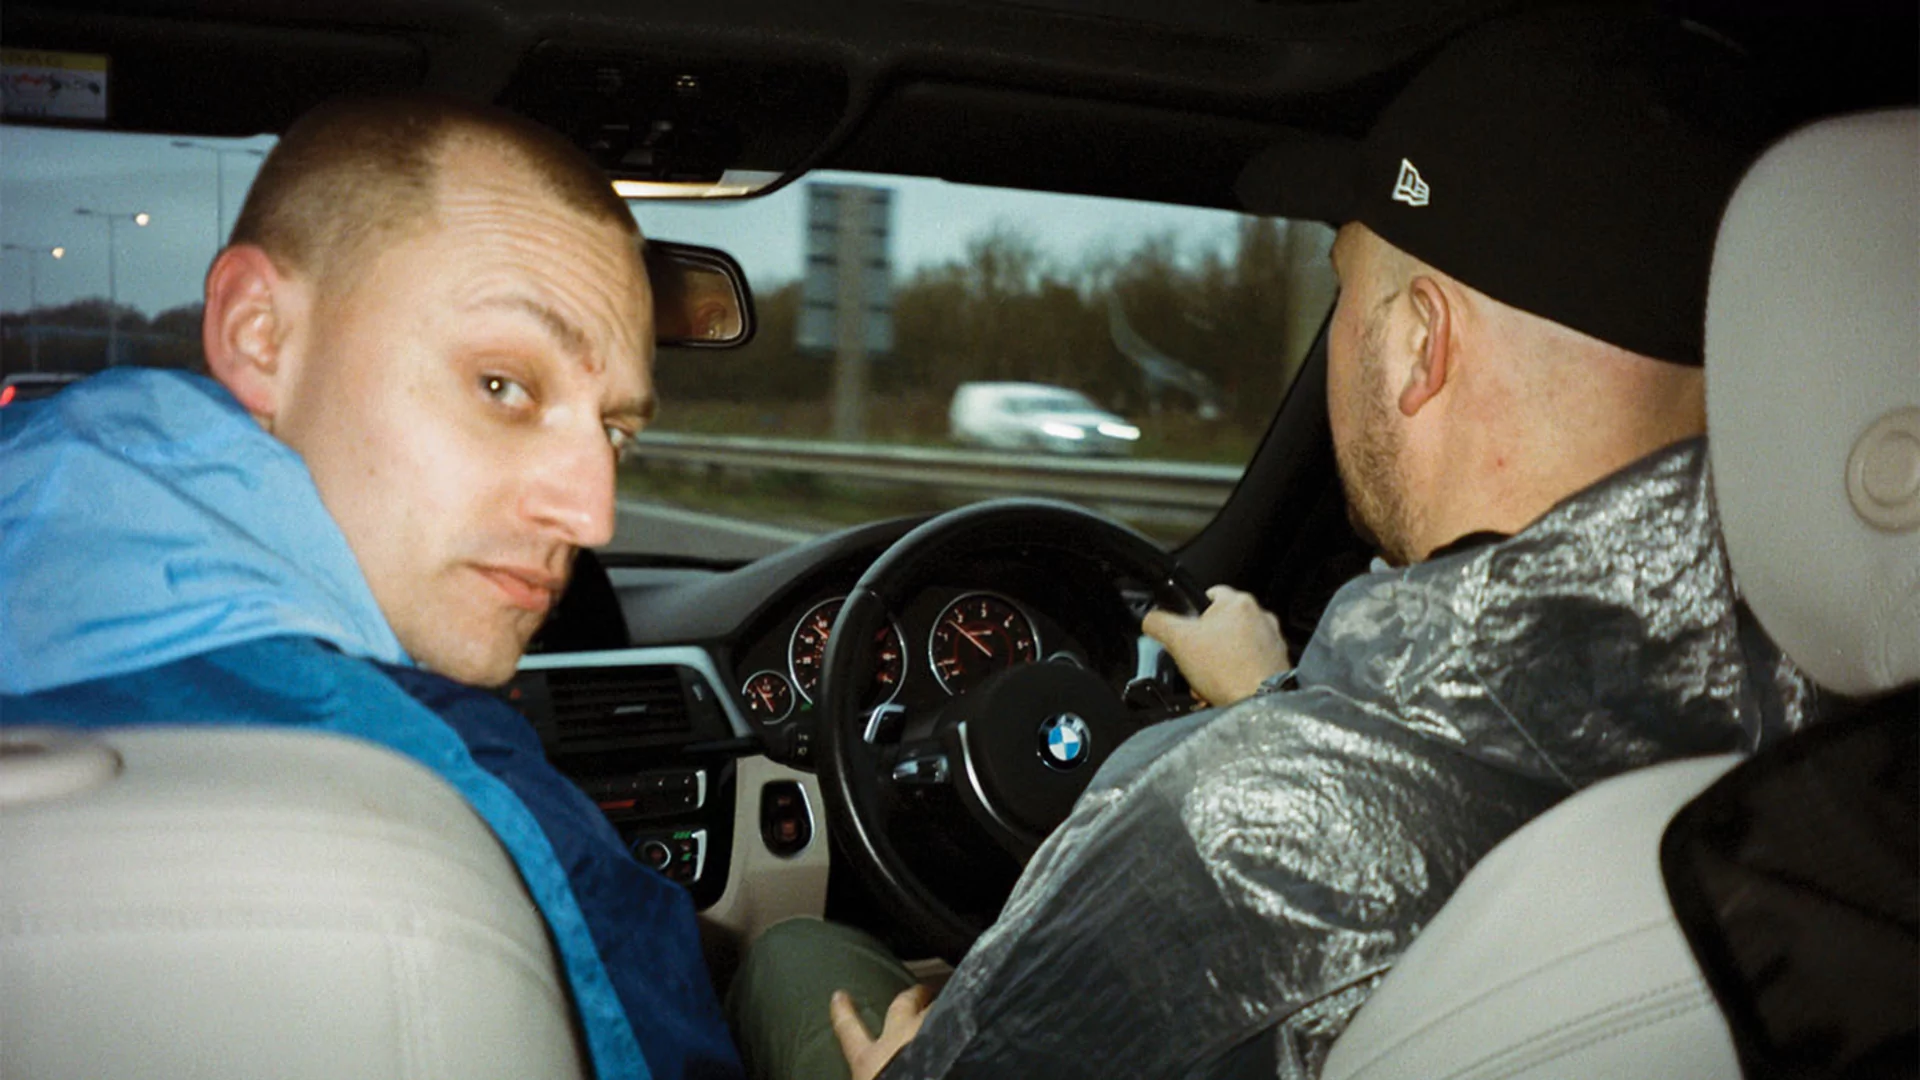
[628,432,1243,512]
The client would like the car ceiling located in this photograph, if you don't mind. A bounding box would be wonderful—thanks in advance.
[5,0,1914,219]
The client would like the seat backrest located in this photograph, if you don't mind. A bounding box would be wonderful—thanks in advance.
[1704,108,1920,695]
[1320,754,1745,1080]
[0,725,589,1080]
[1323,108,1919,1080]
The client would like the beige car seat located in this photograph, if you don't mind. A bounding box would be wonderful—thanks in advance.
[0,725,588,1080]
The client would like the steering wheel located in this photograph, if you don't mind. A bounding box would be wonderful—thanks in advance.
[816,499,1208,961]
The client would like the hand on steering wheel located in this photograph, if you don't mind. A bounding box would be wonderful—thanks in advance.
[1142,585,1291,707]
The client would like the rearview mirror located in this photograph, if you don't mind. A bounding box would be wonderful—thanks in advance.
[646,240,755,349]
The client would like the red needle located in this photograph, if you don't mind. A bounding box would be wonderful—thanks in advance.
[949,619,994,657]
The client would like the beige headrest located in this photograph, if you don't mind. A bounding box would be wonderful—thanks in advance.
[1706,109,1920,696]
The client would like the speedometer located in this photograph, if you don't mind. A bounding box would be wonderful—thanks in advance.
[788,596,906,705]
[929,591,1040,695]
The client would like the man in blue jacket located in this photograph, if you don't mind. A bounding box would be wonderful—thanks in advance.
[0,94,741,1080]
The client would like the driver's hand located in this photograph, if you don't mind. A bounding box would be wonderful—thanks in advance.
[1142,585,1291,708]
[831,984,934,1080]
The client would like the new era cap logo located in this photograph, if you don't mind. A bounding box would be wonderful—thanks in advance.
[1392,159,1430,207]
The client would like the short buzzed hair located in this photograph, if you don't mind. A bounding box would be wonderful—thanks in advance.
[230,94,637,290]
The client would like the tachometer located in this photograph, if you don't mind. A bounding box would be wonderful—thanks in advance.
[788,596,906,705]
[929,591,1040,695]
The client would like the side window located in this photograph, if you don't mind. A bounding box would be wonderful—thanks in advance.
[1,126,275,378]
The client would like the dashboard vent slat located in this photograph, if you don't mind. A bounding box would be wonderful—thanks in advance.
[545,665,691,750]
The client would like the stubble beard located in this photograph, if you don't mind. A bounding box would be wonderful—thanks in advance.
[1335,309,1422,566]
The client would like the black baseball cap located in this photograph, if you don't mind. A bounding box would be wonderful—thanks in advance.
[1238,7,1771,365]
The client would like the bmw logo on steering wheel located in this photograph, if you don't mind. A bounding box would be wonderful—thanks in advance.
[1038,712,1092,771]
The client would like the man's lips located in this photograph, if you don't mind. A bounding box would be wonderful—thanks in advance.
[475,565,566,613]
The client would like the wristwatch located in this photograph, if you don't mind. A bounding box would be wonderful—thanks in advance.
[1255,668,1299,697]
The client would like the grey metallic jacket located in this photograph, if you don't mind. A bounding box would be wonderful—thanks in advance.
[885,438,1814,1080]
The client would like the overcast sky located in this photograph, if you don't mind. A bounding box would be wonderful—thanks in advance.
[1,124,1254,319]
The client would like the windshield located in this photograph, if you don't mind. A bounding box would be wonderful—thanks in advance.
[0,125,1336,561]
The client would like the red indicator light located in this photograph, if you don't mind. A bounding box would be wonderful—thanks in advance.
[597,799,636,811]
[0,385,15,407]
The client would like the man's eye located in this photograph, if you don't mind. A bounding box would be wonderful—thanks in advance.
[606,425,637,457]
[481,374,533,408]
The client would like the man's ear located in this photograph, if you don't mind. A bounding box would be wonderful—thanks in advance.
[1397,274,1453,417]
[201,245,302,428]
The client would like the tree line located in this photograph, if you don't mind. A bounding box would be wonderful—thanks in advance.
[653,217,1335,431]
[0,298,204,374]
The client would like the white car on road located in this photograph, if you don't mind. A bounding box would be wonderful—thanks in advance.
[949,382,1141,456]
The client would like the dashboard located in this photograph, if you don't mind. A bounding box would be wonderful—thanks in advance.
[501,513,1181,925]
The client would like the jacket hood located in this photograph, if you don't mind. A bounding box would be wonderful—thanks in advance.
[0,368,408,696]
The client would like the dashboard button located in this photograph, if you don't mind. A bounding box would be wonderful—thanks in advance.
[635,838,672,871]
[760,780,813,856]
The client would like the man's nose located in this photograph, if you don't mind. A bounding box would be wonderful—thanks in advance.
[522,429,617,550]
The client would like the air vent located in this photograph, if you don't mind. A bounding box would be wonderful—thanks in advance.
[546,665,691,753]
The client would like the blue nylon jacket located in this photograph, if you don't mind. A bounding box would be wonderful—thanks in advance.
[0,368,743,1080]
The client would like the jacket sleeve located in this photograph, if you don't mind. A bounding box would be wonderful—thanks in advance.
[884,691,1555,1080]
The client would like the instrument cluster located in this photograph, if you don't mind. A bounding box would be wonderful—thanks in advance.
[733,585,1083,740]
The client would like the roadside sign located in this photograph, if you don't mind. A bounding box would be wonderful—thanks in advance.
[1,49,109,122]
[797,183,893,354]
[799,183,893,440]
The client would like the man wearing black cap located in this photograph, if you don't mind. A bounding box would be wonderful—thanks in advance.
[731,10,1817,1080]
[1144,1,1770,701]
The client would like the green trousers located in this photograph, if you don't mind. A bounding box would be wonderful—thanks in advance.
[726,918,921,1080]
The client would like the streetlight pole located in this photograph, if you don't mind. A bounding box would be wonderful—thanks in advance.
[73,208,150,367]
[171,141,267,251]
[1,242,68,373]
